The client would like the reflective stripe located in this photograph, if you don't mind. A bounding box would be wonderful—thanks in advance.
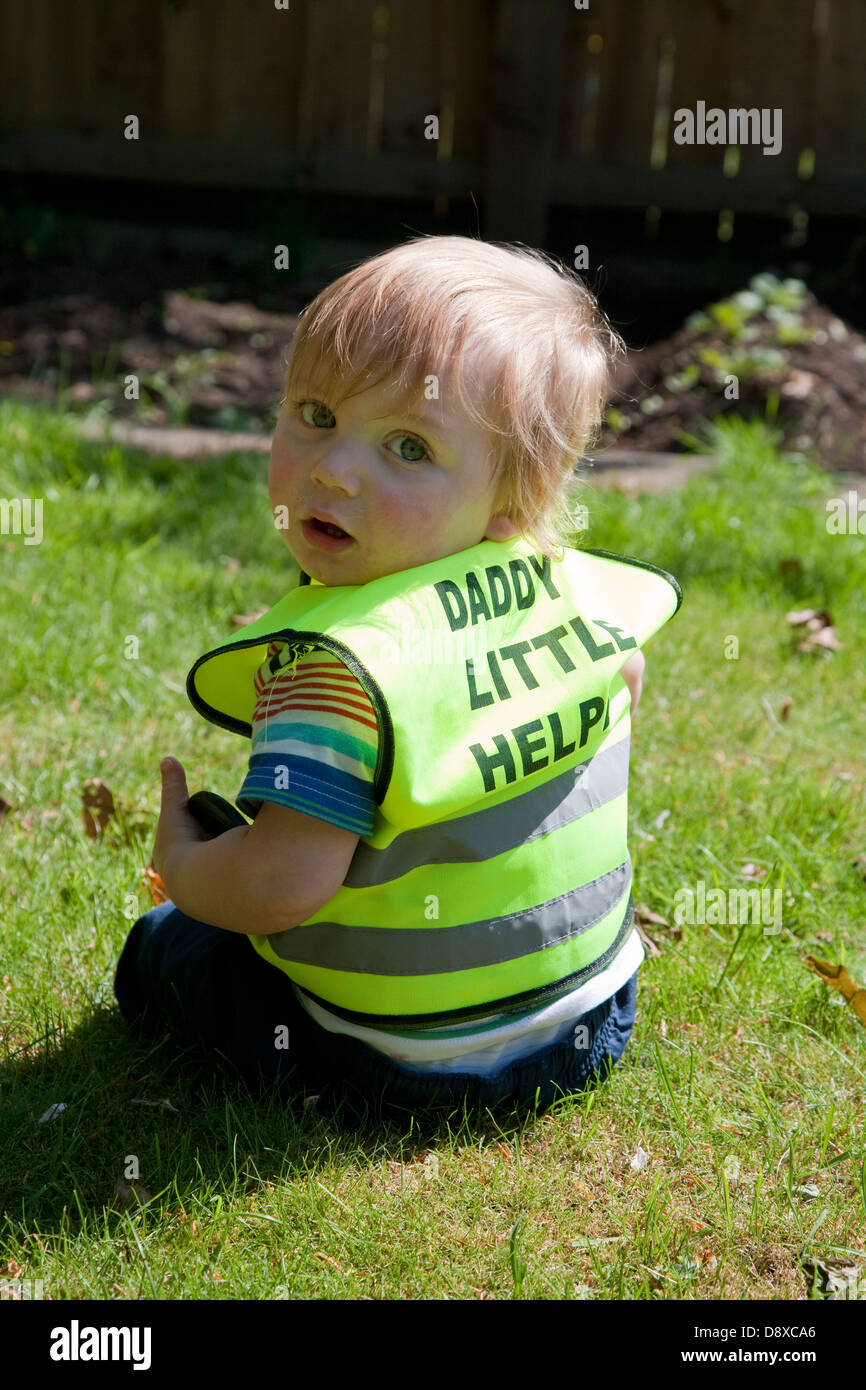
[266,860,632,976]
[294,897,638,1027]
[345,734,630,889]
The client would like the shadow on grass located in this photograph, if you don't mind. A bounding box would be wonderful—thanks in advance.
[0,1002,594,1241]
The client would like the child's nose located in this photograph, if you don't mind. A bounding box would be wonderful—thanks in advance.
[310,440,364,492]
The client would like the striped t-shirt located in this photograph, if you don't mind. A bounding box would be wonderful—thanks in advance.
[236,641,642,1075]
[236,641,378,836]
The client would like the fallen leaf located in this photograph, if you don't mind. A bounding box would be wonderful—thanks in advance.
[231,607,269,629]
[636,904,671,929]
[636,903,682,942]
[635,921,661,957]
[37,1103,67,1124]
[113,1179,153,1210]
[81,779,116,838]
[798,626,841,653]
[778,557,804,579]
[805,956,866,1026]
[140,863,169,906]
[786,608,832,627]
[779,697,793,721]
[313,1251,345,1273]
[800,1255,864,1300]
[421,1152,440,1180]
[781,369,816,399]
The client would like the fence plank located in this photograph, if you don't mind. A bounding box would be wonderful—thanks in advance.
[484,0,568,241]
[593,0,675,167]
[377,0,443,157]
[161,0,218,138]
[91,0,162,135]
[812,0,866,169]
[0,0,865,222]
[299,0,377,155]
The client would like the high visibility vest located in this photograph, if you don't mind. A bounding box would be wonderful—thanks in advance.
[186,534,682,1026]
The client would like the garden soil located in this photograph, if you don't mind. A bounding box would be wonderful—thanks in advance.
[1,260,865,476]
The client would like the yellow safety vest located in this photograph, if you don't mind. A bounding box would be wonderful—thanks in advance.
[186,534,682,1025]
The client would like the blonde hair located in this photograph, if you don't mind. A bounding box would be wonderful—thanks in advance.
[282,234,624,558]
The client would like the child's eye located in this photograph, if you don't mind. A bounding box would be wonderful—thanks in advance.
[388,433,430,463]
[294,400,334,428]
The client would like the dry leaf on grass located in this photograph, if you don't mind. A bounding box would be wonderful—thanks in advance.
[113,1179,153,1210]
[785,607,841,653]
[778,557,804,580]
[798,626,841,653]
[313,1251,345,1273]
[140,863,169,906]
[81,779,116,838]
[634,903,682,954]
[635,921,661,957]
[37,1103,67,1124]
[231,607,269,629]
[805,956,866,1026]
[800,1255,864,1300]
[780,369,817,399]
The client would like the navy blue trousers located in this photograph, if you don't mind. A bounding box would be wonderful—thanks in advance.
[114,902,638,1120]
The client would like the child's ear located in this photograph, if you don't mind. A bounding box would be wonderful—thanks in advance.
[484,514,520,542]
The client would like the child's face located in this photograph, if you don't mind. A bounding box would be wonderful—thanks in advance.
[268,370,518,585]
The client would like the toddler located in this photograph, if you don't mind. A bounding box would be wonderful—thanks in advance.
[114,235,681,1119]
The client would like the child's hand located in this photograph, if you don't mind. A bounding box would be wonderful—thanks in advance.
[151,756,210,884]
[621,650,645,716]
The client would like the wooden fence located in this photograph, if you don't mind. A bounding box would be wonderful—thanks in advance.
[0,0,863,240]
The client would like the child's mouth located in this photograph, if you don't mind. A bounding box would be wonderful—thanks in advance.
[302,517,354,550]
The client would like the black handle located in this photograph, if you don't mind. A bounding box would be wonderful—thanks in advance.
[187,790,251,837]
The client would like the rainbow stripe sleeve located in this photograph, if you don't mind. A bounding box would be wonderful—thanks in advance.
[235,642,378,836]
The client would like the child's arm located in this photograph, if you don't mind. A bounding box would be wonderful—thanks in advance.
[621,649,645,715]
[153,758,359,935]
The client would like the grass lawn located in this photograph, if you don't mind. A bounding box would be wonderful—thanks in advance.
[1,401,864,1300]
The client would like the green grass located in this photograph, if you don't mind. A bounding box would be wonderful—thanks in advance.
[1,400,865,1300]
